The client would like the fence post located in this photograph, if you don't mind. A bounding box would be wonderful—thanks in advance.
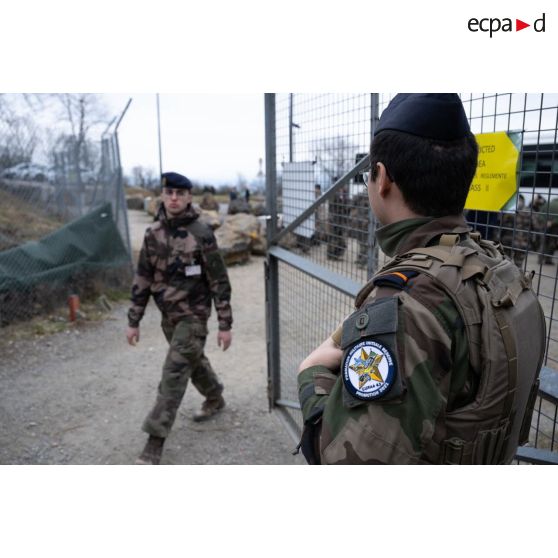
[367,93,380,278]
[114,99,133,263]
[289,93,294,163]
[264,93,281,410]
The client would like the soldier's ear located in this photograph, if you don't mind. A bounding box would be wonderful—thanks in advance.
[375,163,392,198]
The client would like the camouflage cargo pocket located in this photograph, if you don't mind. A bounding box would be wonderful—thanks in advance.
[175,318,208,340]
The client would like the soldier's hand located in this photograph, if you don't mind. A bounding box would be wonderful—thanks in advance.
[127,326,140,346]
[298,336,342,373]
[218,330,232,351]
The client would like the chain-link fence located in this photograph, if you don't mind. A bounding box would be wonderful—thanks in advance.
[264,93,558,463]
[0,98,132,326]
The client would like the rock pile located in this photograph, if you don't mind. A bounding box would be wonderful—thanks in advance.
[215,213,266,265]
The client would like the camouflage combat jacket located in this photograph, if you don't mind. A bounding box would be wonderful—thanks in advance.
[499,209,533,251]
[298,215,477,464]
[128,205,232,331]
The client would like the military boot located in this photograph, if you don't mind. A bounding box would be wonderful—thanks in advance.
[135,435,165,465]
[193,396,226,422]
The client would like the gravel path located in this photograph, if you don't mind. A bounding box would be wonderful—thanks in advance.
[0,209,304,465]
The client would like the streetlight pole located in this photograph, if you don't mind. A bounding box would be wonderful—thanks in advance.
[156,93,163,177]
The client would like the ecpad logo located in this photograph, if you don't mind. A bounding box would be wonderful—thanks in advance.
[468,13,546,37]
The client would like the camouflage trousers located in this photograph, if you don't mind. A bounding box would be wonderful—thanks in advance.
[539,231,558,263]
[355,236,368,268]
[326,222,347,259]
[142,318,223,438]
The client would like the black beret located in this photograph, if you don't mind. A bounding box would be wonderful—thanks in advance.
[375,93,471,141]
[161,172,193,190]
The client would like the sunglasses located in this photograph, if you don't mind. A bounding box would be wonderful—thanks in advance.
[360,165,394,187]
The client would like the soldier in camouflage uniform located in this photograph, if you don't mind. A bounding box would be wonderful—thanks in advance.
[349,191,370,268]
[326,181,350,260]
[199,187,220,212]
[498,195,532,268]
[126,172,233,465]
[296,94,545,465]
[534,197,558,265]
[313,184,327,244]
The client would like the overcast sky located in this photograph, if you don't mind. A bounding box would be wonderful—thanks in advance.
[104,94,264,186]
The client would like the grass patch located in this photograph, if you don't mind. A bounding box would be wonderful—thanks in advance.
[0,188,64,249]
[104,288,130,302]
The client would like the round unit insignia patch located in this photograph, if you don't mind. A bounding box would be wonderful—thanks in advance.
[342,340,396,401]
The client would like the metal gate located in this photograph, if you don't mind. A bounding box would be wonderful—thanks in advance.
[264,93,558,458]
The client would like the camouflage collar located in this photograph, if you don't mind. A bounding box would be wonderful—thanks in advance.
[377,215,470,257]
[158,204,200,228]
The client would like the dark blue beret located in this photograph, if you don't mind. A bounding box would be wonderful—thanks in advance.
[376,93,471,141]
[161,172,193,190]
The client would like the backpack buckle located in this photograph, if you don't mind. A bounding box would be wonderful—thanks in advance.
[441,437,465,464]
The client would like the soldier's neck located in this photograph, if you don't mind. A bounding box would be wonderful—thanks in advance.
[376,217,433,257]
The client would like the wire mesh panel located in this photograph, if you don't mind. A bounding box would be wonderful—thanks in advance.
[531,395,558,451]
[276,261,354,434]
[514,367,558,464]
[265,93,558,461]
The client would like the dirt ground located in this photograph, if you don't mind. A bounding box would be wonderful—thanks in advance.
[0,209,304,465]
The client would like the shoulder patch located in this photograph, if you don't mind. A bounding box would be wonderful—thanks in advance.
[342,340,397,401]
[372,270,418,290]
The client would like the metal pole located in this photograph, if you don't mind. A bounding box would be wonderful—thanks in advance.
[265,94,278,238]
[289,93,293,163]
[115,98,132,133]
[156,93,163,176]
[264,93,281,410]
[101,116,117,138]
[368,93,380,277]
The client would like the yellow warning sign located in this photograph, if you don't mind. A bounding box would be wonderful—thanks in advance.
[464,132,520,211]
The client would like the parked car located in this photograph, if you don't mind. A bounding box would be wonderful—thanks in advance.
[1,162,49,182]
[0,162,32,179]
[23,164,48,182]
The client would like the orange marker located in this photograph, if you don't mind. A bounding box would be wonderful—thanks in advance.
[68,294,80,322]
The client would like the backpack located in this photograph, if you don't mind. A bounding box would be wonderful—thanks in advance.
[355,232,546,464]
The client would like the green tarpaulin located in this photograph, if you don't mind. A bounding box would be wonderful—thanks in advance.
[0,203,130,292]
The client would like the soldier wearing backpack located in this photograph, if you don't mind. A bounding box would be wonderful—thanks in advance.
[296,94,546,465]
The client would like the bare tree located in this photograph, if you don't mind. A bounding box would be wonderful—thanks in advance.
[311,135,357,186]
[144,167,157,188]
[130,165,157,189]
[132,165,146,188]
[22,94,110,186]
[54,94,108,175]
[0,96,39,169]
